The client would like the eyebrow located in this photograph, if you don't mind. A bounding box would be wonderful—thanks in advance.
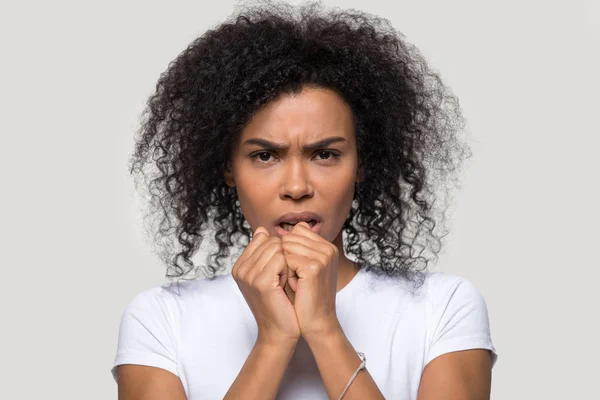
[242,136,347,151]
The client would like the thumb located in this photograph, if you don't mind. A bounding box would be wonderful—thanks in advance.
[253,226,269,237]
[279,270,287,288]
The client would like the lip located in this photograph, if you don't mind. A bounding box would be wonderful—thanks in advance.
[275,221,321,236]
[275,211,323,226]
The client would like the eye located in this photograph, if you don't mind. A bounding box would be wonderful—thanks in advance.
[249,150,341,164]
[315,150,340,161]
[249,151,276,163]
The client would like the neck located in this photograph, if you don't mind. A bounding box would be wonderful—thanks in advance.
[331,229,359,293]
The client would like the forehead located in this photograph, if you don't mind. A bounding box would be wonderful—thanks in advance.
[240,87,355,143]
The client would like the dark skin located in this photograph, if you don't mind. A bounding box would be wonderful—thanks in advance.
[224,86,492,399]
[224,86,363,295]
[117,86,492,399]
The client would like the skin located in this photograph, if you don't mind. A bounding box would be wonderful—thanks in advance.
[117,86,492,399]
[222,85,493,399]
[224,86,363,293]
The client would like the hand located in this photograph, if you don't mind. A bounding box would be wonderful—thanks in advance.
[281,222,342,340]
[232,227,301,347]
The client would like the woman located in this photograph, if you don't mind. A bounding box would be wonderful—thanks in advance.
[111,1,498,399]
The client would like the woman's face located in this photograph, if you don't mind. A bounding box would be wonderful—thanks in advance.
[225,86,362,244]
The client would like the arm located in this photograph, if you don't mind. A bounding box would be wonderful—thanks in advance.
[305,326,385,400]
[113,288,185,399]
[223,339,298,400]
[417,349,493,400]
[117,339,297,400]
[117,365,187,400]
[419,274,496,399]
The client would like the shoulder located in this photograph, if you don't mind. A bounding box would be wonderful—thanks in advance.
[359,268,477,299]
[421,271,497,367]
[123,273,235,314]
[422,271,491,327]
[423,271,488,307]
[112,273,237,383]
[424,270,477,289]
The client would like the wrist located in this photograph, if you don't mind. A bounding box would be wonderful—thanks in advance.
[256,333,300,349]
[302,319,344,345]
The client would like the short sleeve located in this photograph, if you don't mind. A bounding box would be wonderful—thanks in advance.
[111,287,180,383]
[425,273,498,367]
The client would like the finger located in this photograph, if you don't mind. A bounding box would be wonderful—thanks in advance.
[287,277,298,294]
[238,236,280,278]
[255,252,287,290]
[234,234,273,279]
[290,221,323,241]
[282,240,330,269]
[233,227,270,275]
[246,240,284,284]
[283,254,314,291]
[283,280,296,304]
[282,233,334,258]
[251,226,269,239]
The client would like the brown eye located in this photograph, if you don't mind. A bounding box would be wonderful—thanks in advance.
[258,152,271,162]
[315,150,340,161]
[250,151,276,163]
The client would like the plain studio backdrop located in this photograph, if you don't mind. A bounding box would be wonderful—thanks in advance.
[1,0,597,398]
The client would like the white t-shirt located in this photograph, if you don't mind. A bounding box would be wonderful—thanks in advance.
[111,267,498,399]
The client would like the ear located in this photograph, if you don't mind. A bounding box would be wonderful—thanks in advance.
[356,164,364,183]
[224,163,235,188]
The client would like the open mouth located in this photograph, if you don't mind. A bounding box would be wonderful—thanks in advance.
[279,219,318,232]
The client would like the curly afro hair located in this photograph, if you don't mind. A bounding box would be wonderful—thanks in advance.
[129,0,472,290]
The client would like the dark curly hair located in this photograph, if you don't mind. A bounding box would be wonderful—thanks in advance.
[129,0,471,291]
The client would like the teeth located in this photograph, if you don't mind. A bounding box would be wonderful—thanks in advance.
[280,220,317,231]
[282,223,294,232]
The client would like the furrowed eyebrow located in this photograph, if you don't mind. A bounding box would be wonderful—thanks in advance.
[242,136,347,151]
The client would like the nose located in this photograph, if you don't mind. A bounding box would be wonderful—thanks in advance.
[279,157,314,200]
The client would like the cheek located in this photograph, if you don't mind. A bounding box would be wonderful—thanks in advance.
[237,181,272,208]
[318,180,355,232]
[234,178,275,227]
[324,178,355,204]
[334,182,356,219]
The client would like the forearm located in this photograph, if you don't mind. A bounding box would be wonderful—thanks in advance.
[223,339,297,400]
[306,327,385,400]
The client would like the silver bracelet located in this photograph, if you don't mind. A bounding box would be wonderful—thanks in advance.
[337,352,366,400]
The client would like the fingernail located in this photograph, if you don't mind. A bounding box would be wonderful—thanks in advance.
[254,227,268,236]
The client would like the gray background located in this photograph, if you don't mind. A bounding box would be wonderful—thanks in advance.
[1,0,598,398]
